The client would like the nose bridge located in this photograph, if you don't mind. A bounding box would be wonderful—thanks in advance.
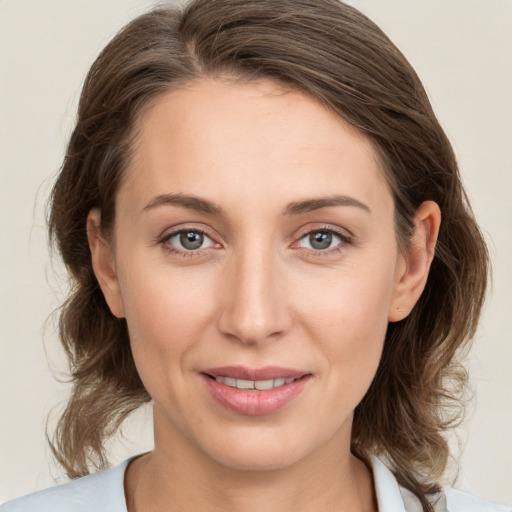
[218,236,290,344]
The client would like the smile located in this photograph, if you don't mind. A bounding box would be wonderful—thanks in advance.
[214,376,296,390]
[201,366,311,415]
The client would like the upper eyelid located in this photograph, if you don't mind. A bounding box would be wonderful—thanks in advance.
[292,226,354,255]
[164,228,213,241]
[295,224,352,240]
[159,224,216,241]
[156,228,215,254]
[158,228,217,256]
[300,228,346,240]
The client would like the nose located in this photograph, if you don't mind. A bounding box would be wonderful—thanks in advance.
[217,244,292,345]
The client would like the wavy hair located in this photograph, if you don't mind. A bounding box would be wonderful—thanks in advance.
[48,1,489,510]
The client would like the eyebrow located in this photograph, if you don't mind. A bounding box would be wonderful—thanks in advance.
[284,195,371,215]
[143,193,371,216]
[143,193,224,215]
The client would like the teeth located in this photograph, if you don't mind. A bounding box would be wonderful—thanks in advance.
[255,379,274,390]
[224,377,237,387]
[236,379,255,390]
[215,376,297,390]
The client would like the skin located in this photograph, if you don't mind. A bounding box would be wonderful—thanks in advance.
[88,78,440,512]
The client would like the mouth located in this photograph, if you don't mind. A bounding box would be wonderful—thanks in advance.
[209,375,298,390]
[201,366,312,416]
[202,365,309,387]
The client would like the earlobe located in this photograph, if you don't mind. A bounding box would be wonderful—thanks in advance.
[87,209,125,318]
[388,201,441,322]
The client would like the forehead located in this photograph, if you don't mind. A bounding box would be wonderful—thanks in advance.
[121,78,392,215]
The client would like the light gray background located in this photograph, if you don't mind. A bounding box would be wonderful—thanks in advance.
[1,0,511,504]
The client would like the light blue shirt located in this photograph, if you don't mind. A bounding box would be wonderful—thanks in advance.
[1,455,510,511]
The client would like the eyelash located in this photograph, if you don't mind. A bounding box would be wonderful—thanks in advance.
[158,225,353,258]
[158,228,216,257]
[294,225,352,257]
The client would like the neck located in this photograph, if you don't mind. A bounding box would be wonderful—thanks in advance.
[125,412,376,512]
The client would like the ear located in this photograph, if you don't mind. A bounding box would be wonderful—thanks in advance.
[87,208,125,318]
[388,200,441,322]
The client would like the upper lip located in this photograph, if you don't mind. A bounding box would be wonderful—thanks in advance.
[201,366,309,381]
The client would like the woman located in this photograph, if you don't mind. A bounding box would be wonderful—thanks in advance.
[1,0,509,511]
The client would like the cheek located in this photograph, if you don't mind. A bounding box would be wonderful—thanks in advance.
[296,258,396,389]
[116,261,217,390]
[298,257,395,337]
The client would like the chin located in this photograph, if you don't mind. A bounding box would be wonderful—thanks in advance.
[213,448,303,472]
[198,427,320,472]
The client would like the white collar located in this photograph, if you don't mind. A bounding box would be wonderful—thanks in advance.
[370,455,455,512]
[370,454,409,512]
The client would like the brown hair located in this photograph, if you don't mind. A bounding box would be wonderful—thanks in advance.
[48,1,488,510]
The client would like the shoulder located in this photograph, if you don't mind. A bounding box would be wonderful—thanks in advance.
[443,487,511,512]
[370,454,510,512]
[400,486,511,512]
[0,460,130,512]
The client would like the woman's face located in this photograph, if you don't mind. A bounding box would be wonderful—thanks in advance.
[92,78,422,471]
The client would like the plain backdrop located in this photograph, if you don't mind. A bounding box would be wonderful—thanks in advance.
[1,0,511,505]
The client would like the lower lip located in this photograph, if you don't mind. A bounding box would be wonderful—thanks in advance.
[202,375,310,416]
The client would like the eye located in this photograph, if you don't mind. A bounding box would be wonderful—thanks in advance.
[297,229,347,251]
[164,229,215,252]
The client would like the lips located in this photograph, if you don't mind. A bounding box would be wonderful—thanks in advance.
[201,366,311,416]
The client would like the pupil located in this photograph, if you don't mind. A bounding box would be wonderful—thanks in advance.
[180,231,203,250]
[310,231,331,250]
